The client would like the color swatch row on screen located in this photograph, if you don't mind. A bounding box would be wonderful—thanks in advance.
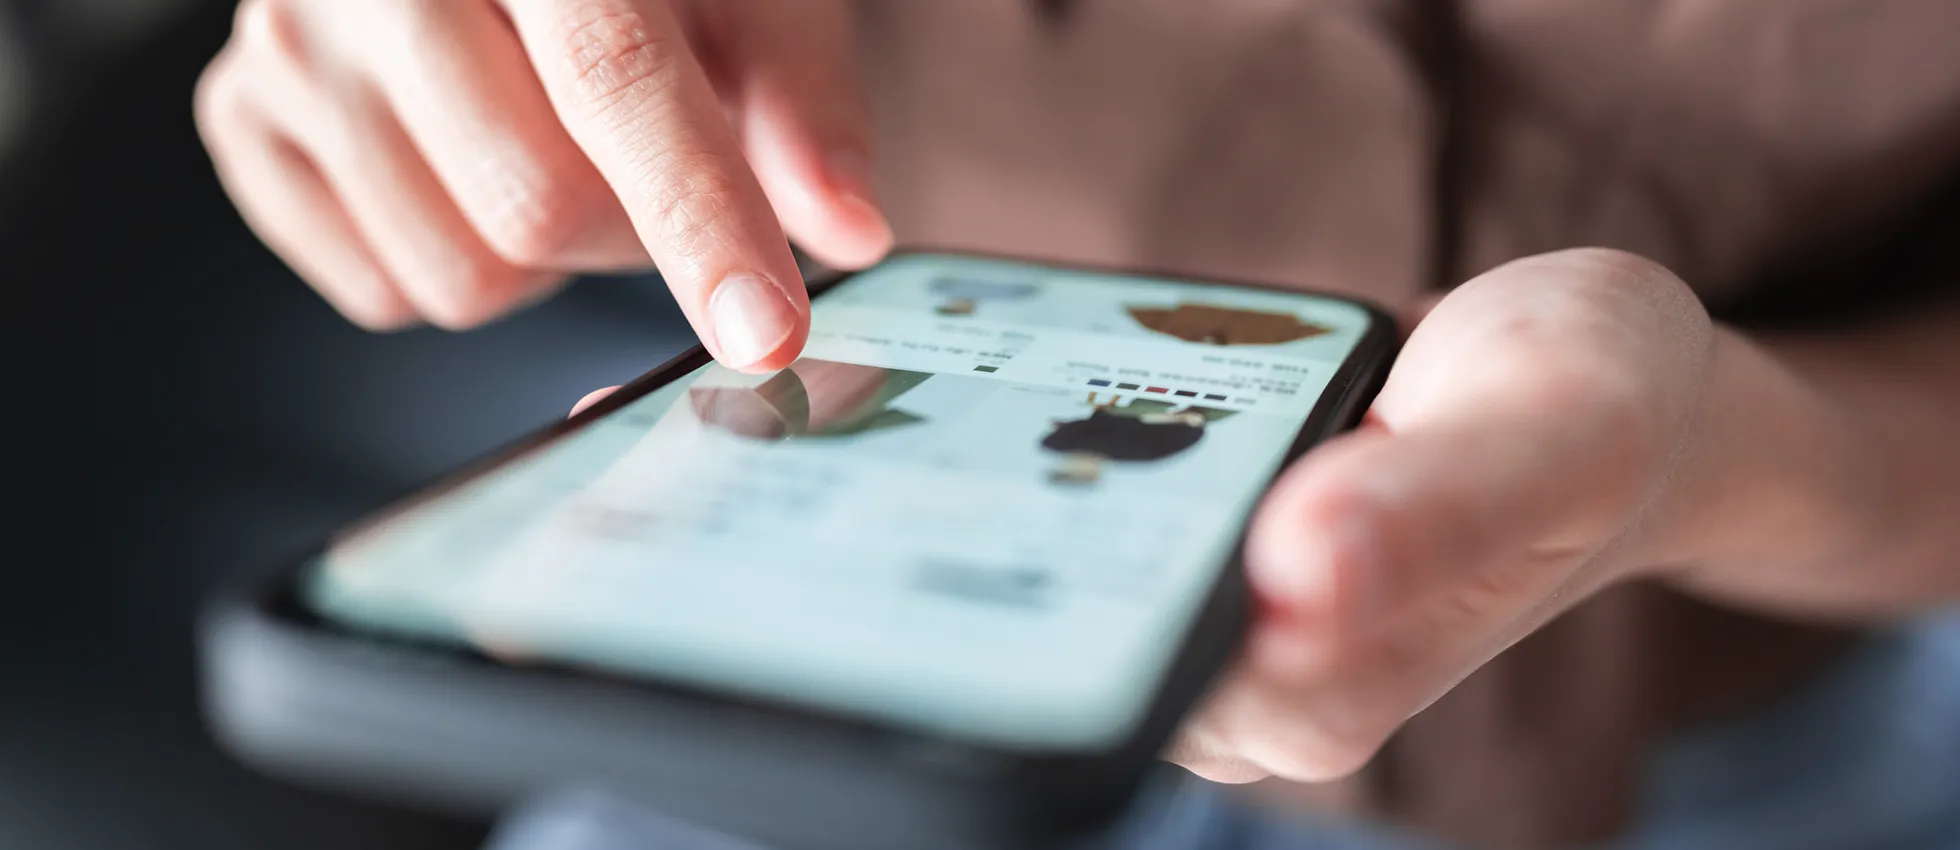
[1084,378,1244,404]
[963,365,1257,405]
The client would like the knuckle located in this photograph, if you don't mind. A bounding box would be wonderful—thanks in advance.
[1511,247,1711,338]
[1558,356,1672,471]
[1555,247,1685,294]
[1536,246,1670,280]
[1502,247,1676,295]
[557,5,687,110]
[645,165,742,253]
[473,180,589,267]
[423,262,522,329]
[193,58,249,137]
[1591,416,1673,516]
[1587,363,1667,438]
[293,85,388,173]
[231,0,308,64]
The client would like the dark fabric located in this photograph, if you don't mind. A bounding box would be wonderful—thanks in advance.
[1042,410,1205,462]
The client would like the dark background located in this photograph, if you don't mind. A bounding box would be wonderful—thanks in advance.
[7,2,693,846]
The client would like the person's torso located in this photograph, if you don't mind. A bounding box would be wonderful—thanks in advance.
[850,3,1960,846]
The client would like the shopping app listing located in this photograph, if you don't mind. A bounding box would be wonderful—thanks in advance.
[310,254,1375,750]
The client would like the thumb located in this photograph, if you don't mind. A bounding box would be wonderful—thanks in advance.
[1251,250,1712,633]
[724,0,893,270]
[1191,251,1713,780]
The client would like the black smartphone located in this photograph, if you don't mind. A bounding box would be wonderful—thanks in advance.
[201,250,1398,850]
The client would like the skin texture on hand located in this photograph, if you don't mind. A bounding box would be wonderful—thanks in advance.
[195,0,894,370]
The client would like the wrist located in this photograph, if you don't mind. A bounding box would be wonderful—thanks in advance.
[1637,328,1886,610]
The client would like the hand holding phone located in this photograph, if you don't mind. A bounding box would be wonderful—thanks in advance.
[203,251,1397,850]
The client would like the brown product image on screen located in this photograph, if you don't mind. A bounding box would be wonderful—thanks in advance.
[1126,302,1330,345]
[689,359,932,440]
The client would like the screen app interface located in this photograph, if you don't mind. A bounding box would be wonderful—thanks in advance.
[308,254,1374,751]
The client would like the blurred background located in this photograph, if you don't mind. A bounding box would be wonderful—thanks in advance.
[7,1,690,847]
[8,1,1959,848]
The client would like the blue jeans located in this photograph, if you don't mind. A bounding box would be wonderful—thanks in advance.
[1134,614,1960,850]
[490,614,1960,850]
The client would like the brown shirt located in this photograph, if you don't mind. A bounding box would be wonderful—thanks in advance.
[854,2,1960,847]
[863,0,1960,303]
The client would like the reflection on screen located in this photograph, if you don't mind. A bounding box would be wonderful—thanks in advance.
[308,254,1373,752]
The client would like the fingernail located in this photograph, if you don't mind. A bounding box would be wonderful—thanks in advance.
[710,272,798,370]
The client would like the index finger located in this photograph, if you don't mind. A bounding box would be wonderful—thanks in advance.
[501,0,808,371]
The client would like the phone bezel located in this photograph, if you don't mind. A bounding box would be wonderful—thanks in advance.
[243,247,1399,793]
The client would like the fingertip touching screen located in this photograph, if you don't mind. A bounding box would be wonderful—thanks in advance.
[305,253,1375,753]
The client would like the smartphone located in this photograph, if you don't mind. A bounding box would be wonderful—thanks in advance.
[201,251,1397,850]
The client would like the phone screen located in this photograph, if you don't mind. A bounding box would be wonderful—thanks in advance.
[304,253,1377,753]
